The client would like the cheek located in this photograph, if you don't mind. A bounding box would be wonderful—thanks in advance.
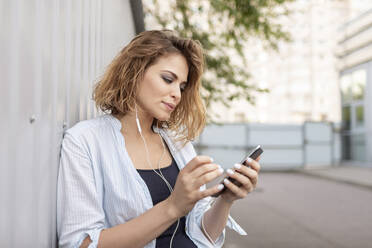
[137,79,165,107]
[146,78,168,98]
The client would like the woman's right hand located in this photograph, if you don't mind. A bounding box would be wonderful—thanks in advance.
[165,156,224,218]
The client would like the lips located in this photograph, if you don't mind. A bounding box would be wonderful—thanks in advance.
[162,102,175,111]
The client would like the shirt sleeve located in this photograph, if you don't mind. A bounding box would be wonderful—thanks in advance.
[57,132,106,248]
[185,189,247,248]
[182,142,247,247]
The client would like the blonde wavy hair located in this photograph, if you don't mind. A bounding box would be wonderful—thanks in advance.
[93,30,206,142]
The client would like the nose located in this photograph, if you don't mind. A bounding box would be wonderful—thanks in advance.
[170,83,181,103]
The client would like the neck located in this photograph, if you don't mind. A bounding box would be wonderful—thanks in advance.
[118,110,155,137]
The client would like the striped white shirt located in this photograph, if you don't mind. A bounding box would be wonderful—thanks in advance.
[57,114,246,248]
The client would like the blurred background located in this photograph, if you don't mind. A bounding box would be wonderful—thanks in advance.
[1,0,372,247]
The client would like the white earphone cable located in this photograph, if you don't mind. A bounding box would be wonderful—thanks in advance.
[135,106,180,248]
[157,137,180,247]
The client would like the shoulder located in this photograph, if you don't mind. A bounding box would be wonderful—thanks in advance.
[63,114,118,145]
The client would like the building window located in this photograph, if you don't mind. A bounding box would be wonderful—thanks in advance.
[340,69,367,162]
[342,106,351,130]
[355,105,364,127]
[352,70,366,100]
[341,74,352,103]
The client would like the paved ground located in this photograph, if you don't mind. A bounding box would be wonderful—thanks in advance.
[298,165,372,190]
[223,169,372,248]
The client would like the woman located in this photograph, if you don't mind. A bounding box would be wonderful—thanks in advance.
[57,30,260,248]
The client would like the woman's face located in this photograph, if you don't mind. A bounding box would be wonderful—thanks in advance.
[136,53,189,121]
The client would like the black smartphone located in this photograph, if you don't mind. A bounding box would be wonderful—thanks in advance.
[244,145,263,161]
[211,145,263,197]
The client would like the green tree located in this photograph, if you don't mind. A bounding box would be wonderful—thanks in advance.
[144,0,293,119]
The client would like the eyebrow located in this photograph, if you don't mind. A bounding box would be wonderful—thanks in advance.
[161,70,187,84]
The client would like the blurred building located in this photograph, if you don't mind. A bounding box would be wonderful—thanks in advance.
[214,0,372,124]
[337,8,372,163]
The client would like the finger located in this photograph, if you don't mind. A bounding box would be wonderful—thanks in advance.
[223,178,250,198]
[190,163,223,178]
[226,168,255,190]
[194,169,224,189]
[183,155,214,173]
[233,164,258,185]
[198,183,224,199]
[244,158,261,172]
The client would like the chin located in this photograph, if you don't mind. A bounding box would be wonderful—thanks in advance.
[154,112,171,122]
[156,115,171,122]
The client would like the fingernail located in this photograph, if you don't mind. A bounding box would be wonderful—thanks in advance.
[234,163,241,169]
[217,184,224,190]
[226,169,234,175]
[199,187,205,192]
[210,157,214,162]
[246,158,253,163]
[223,178,230,185]
[218,167,224,174]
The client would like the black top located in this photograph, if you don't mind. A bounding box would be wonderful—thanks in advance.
[137,158,197,248]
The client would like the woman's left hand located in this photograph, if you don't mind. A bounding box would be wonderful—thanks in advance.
[220,157,261,203]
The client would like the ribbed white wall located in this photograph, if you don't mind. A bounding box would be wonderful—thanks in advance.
[0,0,136,246]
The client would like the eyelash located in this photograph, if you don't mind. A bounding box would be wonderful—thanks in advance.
[162,76,186,92]
[162,76,173,84]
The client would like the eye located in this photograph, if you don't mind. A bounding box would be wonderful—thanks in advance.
[161,75,173,84]
[180,83,187,92]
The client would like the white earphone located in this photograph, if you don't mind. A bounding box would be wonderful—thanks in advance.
[135,115,142,134]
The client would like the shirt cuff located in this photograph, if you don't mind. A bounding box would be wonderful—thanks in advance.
[227,215,247,235]
[186,199,225,247]
[77,228,104,248]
